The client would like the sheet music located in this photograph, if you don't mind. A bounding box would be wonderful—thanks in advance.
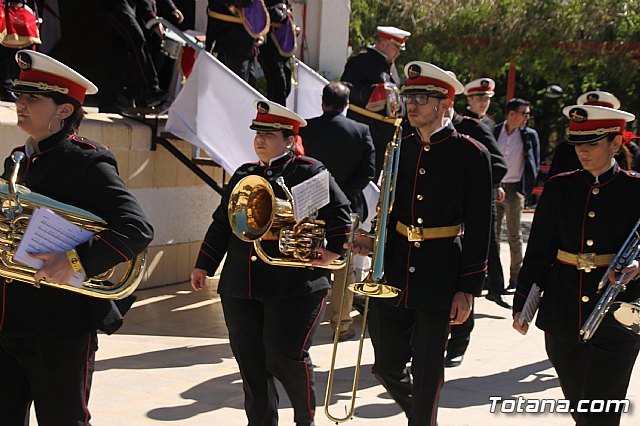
[291,170,330,222]
[14,207,94,287]
[519,283,542,326]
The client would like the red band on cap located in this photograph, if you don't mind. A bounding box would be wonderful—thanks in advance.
[583,101,614,108]
[570,119,625,132]
[378,32,406,44]
[19,69,86,103]
[467,87,494,94]
[406,76,455,101]
[256,113,301,133]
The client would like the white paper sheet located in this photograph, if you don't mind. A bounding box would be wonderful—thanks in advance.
[14,207,94,287]
[291,170,330,222]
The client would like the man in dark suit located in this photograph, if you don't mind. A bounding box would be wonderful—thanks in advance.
[300,81,376,340]
[494,98,540,293]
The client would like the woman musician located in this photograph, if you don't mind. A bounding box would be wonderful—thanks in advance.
[513,103,640,426]
[0,50,153,425]
[191,100,351,426]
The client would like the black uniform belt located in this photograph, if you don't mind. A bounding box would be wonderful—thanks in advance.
[348,104,402,126]
[556,249,614,271]
[207,9,242,24]
[396,222,462,242]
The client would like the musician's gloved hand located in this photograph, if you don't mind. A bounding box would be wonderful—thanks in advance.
[609,260,640,284]
[344,231,373,256]
[311,248,340,266]
[31,252,74,285]
[449,291,473,325]
[512,312,529,335]
[191,268,208,291]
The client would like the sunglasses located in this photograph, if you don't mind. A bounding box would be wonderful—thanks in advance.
[401,94,444,105]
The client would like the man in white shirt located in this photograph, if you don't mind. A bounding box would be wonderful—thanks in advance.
[494,98,540,292]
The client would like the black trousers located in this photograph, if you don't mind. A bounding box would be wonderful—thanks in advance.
[258,37,292,106]
[0,332,98,426]
[98,0,160,109]
[368,299,450,426]
[221,290,326,426]
[448,189,503,356]
[446,301,474,358]
[484,188,505,295]
[545,331,640,426]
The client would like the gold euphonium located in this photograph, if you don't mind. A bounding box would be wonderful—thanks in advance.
[228,174,346,269]
[0,153,146,300]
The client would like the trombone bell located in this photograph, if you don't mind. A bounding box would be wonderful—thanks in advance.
[349,278,401,298]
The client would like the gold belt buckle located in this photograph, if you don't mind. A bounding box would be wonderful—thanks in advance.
[407,225,424,242]
[576,253,597,272]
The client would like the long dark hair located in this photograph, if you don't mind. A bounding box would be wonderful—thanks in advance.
[46,93,85,134]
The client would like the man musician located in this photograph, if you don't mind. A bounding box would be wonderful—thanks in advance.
[350,61,492,425]
[341,25,410,180]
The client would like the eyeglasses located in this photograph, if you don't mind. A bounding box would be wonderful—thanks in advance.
[517,110,531,117]
[401,94,443,105]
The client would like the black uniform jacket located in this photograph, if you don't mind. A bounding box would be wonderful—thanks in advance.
[207,0,257,56]
[0,132,154,336]
[300,110,376,219]
[514,163,640,341]
[341,47,394,109]
[196,152,352,299]
[465,109,496,133]
[452,111,507,187]
[384,122,492,310]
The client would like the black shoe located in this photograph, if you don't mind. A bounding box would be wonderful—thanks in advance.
[334,328,356,342]
[505,281,517,294]
[486,292,512,309]
[445,354,464,368]
[143,89,170,108]
[352,302,365,315]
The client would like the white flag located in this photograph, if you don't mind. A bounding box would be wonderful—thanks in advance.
[287,59,330,120]
[166,50,266,174]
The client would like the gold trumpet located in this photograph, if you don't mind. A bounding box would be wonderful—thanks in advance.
[0,153,146,300]
[324,110,403,423]
[228,174,345,269]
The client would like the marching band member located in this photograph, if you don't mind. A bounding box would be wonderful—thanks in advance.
[513,105,640,426]
[0,50,153,425]
[341,25,410,179]
[191,100,351,426]
[351,61,492,425]
[549,91,637,177]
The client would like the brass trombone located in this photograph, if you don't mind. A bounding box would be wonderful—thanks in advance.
[324,117,403,423]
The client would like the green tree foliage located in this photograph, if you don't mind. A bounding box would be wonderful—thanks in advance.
[349,0,640,160]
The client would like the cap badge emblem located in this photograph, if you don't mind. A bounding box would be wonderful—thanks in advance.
[257,101,269,114]
[16,52,32,70]
[569,107,588,123]
[407,64,421,79]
